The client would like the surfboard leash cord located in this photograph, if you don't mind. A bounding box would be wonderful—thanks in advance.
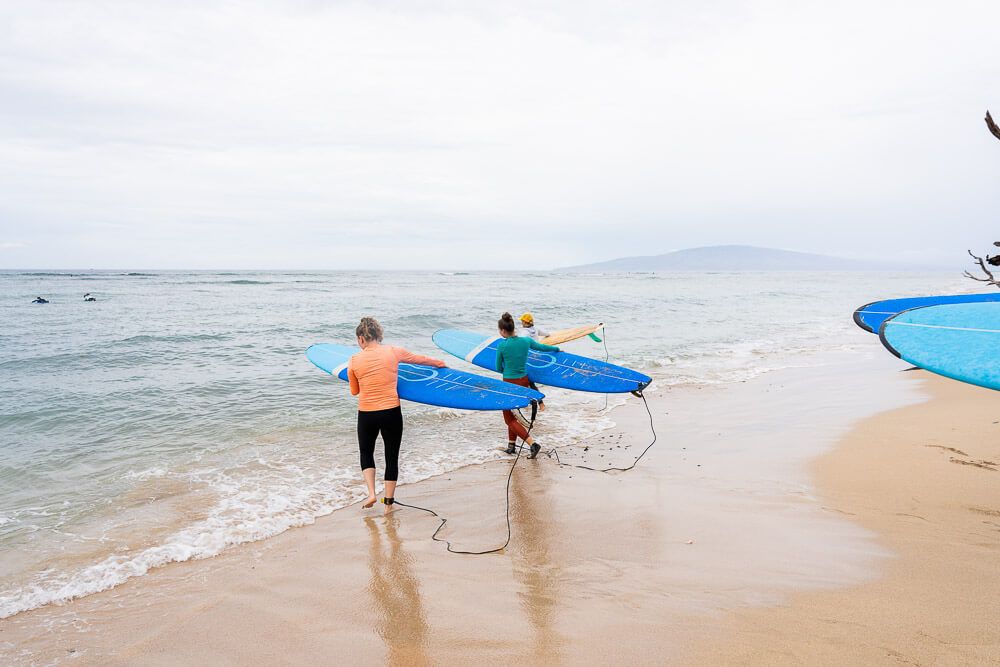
[542,387,656,473]
[601,326,610,411]
[391,401,537,555]
[394,382,658,555]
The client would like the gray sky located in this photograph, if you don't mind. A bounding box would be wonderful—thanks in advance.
[1,1,997,269]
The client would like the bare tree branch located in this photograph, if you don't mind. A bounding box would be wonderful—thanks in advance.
[962,116,999,285]
[965,248,1000,287]
[988,111,1000,142]
[962,114,999,286]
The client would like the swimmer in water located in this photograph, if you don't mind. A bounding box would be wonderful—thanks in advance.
[32,297,49,304]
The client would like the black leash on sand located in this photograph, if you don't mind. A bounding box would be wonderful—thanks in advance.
[601,327,610,412]
[394,384,658,555]
[542,388,655,473]
[541,327,658,473]
[392,402,537,555]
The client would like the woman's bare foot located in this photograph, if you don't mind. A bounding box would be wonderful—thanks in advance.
[538,402,546,412]
[363,495,377,509]
[383,500,397,515]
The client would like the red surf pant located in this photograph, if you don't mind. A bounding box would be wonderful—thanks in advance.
[502,376,532,442]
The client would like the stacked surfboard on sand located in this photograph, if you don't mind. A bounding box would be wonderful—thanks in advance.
[854,293,1000,391]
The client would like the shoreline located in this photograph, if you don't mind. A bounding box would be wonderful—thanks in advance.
[685,370,1000,664]
[5,346,993,663]
[0,344,848,623]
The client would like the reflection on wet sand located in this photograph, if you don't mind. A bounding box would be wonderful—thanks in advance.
[365,516,430,665]
[510,464,564,661]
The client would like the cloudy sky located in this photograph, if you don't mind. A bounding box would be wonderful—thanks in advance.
[1,1,997,269]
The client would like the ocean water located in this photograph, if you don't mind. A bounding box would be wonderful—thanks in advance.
[0,269,966,618]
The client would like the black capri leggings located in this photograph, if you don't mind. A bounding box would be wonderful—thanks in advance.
[357,406,403,481]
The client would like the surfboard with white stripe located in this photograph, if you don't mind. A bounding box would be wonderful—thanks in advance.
[306,343,544,410]
[879,302,1000,391]
[432,329,651,394]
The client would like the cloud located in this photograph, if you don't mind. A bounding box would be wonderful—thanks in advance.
[0,1,998,268]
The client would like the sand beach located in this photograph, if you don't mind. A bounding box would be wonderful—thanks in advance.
[3,345,997,665]
[687,367,1000,665]
[4,1,998,663]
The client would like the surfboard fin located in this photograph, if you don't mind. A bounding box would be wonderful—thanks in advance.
[630,381,650,398]
[587,333,602,342]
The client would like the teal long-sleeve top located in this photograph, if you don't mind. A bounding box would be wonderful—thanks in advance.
[495,336,560,380]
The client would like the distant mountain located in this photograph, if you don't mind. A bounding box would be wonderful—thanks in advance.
[555,245,894,272]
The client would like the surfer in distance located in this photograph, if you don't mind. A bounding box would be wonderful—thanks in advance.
[32,296,49,304]
[84,293,96,301]
[348,316,447,514]
[496,312,560,458]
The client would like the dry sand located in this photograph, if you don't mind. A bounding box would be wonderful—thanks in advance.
[2,350,998,665]
[686,372,1000,665]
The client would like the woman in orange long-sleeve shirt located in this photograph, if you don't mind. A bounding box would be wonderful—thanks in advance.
[348,317,446,513]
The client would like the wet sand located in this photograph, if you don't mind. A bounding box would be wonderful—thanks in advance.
[2,349,997,664]
[686,371,1000,665]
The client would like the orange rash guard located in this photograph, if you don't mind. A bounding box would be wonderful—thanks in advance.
[347,344,446,412]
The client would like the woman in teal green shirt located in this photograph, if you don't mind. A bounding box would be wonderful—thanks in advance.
[495,312,560,458]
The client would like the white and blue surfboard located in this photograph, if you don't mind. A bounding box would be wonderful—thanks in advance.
[854,293,1000,333]
[306,343,544,410]
[879,302,1000,391]
[432,330,652,394]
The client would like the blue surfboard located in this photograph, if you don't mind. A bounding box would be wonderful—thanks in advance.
[854,293,1000,333]
[432,330,652,394]
[306,344,544,410]
[879,303,1000,391]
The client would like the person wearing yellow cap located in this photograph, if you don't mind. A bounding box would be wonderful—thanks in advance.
[518,312,550,341]
[517,312,551,412]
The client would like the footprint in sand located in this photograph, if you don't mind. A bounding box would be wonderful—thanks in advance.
[925,444,969,457]
[967,507,1000,517]
[948,457,997,471]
